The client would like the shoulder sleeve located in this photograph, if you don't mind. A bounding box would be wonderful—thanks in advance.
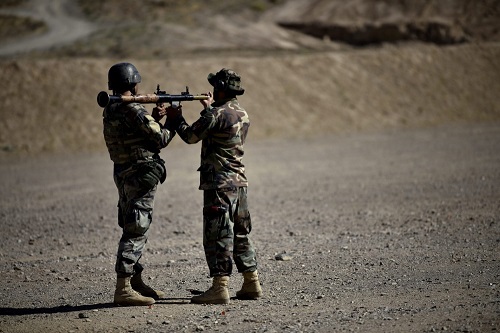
[123,103,175,149]
[176,107,217,144]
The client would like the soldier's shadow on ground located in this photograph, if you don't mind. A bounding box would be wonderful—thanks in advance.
[0,298,192,316]
[0,303,115,316]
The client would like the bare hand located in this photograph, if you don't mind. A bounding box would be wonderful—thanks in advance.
[166,105,182,120]
[152,103,166,122]
[200,91,213,108]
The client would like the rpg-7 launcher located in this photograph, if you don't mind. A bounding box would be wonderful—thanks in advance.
[97,85,208,108]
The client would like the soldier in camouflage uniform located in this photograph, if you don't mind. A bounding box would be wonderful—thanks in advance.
[165,68,262,304]
[102,62,177,306]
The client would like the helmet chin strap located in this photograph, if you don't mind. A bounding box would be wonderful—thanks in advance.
[131,84,139,95]
[112,83,137,96]
[213,89,226,101]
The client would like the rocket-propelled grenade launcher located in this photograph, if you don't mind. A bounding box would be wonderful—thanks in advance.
[97,85,208,108]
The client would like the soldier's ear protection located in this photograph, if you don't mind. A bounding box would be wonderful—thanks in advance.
[215,74,229,91]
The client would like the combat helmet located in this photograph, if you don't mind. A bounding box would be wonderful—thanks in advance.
[108,62,142,91]
[207,68,245,95]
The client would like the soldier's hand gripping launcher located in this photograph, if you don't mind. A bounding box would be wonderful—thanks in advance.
[97,85,208,108]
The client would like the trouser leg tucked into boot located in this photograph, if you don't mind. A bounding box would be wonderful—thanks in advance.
[236,271,262,300]
[114,276,155,306]
[130,272,165,300]
[191,276,230,304]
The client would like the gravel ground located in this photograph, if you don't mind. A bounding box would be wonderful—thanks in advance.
[0,122,499,333]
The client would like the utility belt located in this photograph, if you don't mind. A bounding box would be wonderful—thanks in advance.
[116,155,167,189]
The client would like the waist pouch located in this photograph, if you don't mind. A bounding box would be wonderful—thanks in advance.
[136,158,167,189]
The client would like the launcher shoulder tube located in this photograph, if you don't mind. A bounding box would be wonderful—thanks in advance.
[191,95,209,100]
[97,92,160,107]
[120,94,160,104]
[157,94,209,102]
[97,91,208,107]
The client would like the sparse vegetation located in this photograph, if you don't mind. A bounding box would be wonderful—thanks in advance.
[0,0,27,8]
[0,14,47,41]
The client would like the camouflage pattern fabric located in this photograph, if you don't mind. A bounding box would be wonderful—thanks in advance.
[175,98,249,190]
[207,68,245,95]
[203,187,257,276]
[113,162,157,277]
[103,102,176,164]
[175,96,257,276]
[102,101,175,277]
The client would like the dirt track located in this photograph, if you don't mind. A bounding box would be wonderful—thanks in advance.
[0,0,96,57]
[1,122,499,333]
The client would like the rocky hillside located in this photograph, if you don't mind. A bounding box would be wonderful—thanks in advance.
[1,0,498,57]
[0,0,499,155]
[273,0,500,45]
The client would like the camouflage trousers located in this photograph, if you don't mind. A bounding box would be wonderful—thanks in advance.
[113,163,157,278]
[202,187,257,276]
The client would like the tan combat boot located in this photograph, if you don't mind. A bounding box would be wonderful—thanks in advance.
[191,276,230,304]
[114,276,155,306]
[236,271,262,300]
[130,273,165,300]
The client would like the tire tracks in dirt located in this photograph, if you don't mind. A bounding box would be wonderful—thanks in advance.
[0,0,97,57]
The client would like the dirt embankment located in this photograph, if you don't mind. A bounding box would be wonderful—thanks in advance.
[0,0,499,156]
[1,42,499,156]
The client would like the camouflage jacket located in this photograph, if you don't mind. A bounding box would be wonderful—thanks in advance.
[176,98,249,190]
[103,102,175,164]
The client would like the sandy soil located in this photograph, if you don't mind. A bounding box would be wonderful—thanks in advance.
[0,122,499,333]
